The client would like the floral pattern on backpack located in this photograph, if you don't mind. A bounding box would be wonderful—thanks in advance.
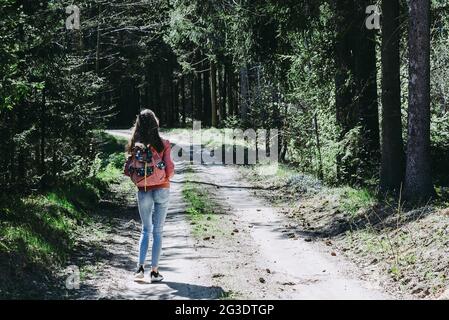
[124,142,167,191]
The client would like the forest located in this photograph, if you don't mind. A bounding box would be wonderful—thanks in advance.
[2,0,449,201]
[1,0,449,300]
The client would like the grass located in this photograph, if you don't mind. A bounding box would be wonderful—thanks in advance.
[240,162,376,218]
[0,130,127,299]
[96,161,123,184]
[182,172,222,239]
[79,264,98,282]
[0,192,90,262]
[0,191,91,298]
[219,290,239,300]
[338,187,376,217]
[240,162,321,187]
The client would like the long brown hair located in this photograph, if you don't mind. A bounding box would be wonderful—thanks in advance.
[126,109,164,154]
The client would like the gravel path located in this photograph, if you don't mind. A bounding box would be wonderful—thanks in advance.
[73,130,391,300]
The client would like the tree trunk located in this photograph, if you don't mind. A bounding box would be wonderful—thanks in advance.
[334,0,380,184]
[227,64,235,116]
[203,67,211,126]
[380,0,406,193]
[218,64,223,123]
[192,74,197,120]
[154,72,161,116]
[190,75,195,122]
[240,66,250,123]
[149,72,155,108]
[354,0,380,165]
[95,5,101,75]
[403,0,435,202]
[221,64,227,122]
[181,76,186,126]
[334,0,357,182]
[195,71,202,121]
[168,76,174,126]
[313,113,324,180]
[210,61,218,127]
[40,86,46,188]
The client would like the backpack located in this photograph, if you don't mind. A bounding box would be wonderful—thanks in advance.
[124,142,167,191]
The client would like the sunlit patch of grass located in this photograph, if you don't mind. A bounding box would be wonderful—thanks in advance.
[182,173,222,239]
[338,187,376,217]
[46,192,76,212]
[1,225,54,260]
[240,163,292,183]
[0,191,90,266]
[97,163,122,184]
[80,264,98,281]
[219,290,239,300]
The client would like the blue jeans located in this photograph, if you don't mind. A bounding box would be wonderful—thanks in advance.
[137,188,170,268]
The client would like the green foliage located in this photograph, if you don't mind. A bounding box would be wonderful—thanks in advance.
[0,1,107,191]
[0,177,107,268]
[0,182,100,299]
[2,0,448,191]
[222,115,242,128]
[430,16,449,185]
[107,152,126,170]
[96,161,123,185]
[0,131,128,298]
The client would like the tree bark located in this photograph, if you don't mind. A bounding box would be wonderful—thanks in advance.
[380,0,406,193]
[240,66,250,123]
[210,61,218,127]
[40,86,46,188]
[202,59,211,125]
[334,0,357,182]
[95,5,101,75]
[403,0,435,202]
[181,75,186,126]
[217,64,223,123]
[354,0,380,164]
[313,113,324,181]
[174,79,180,125]
[154,72,161,116]
[227,64,235,116]
[221,64,227,122]
[194,71,202,120]
[334,0,380,184]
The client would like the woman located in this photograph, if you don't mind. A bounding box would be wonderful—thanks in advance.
[125,109,175,282]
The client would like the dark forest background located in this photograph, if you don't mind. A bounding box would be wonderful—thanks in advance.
[1,0,449,203]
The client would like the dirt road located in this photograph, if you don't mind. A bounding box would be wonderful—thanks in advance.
[74,129,391,300]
